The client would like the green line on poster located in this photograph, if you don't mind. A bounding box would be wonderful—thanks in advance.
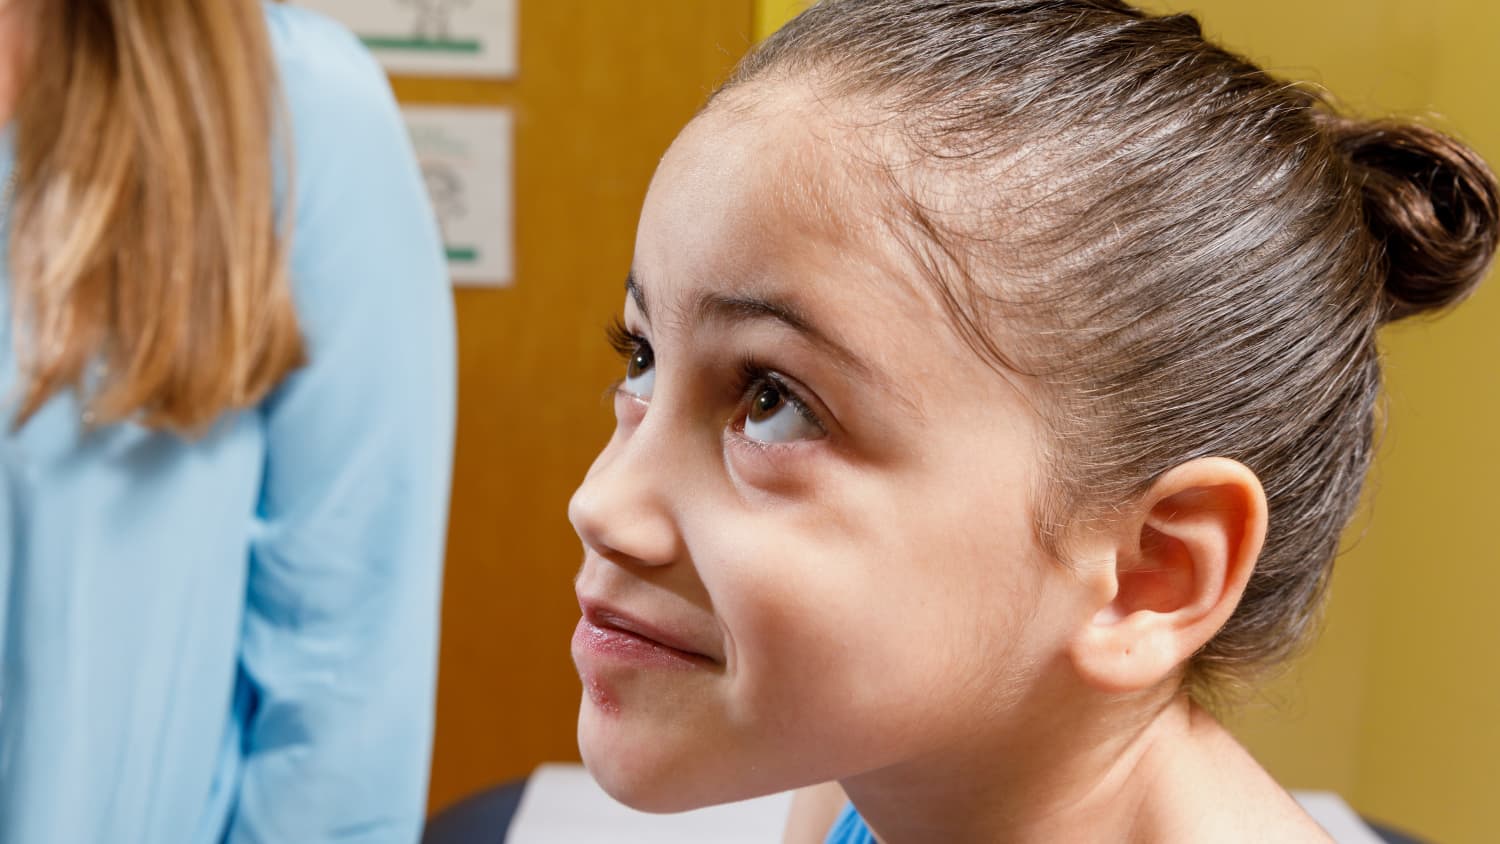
[447,247,479,263]
[360,36,482,54]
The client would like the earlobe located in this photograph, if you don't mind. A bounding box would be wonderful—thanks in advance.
[1069,458,1268,694]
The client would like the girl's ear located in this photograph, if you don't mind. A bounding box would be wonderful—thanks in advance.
[1067,457,1268,693]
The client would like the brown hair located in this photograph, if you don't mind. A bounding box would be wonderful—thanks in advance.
[9,0,302,432]
[722,0,1499,691]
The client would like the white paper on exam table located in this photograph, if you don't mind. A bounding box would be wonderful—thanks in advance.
[1295,791,1386,844]
[505,763,794,844]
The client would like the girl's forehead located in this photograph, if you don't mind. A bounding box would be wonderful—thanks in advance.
[639,89,927,307]
[667,88,911,233]
[637,121,900,334]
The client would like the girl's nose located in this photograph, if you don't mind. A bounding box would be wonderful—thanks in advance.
[567,425,683,569]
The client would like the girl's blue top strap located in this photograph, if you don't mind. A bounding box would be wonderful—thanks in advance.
[825,803,877,844]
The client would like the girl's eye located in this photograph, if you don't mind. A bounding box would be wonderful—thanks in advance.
[623,342,655,399]
[742,378,824,444]
[608,319,655,399]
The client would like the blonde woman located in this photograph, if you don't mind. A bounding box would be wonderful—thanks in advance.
[0,3,454,842]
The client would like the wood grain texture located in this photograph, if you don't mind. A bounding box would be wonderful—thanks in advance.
[390,1,755,813]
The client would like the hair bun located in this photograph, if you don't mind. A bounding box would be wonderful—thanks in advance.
[1325,117,1500,322]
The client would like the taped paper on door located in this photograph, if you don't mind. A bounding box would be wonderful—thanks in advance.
[404,106,515,287]
[301,0,518,78]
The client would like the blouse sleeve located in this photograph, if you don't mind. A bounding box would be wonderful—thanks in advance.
[225,10,456,842]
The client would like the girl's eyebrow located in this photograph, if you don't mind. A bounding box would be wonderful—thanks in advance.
[626,271,650,322]
[626,269,877,386]
[695,293,874,380]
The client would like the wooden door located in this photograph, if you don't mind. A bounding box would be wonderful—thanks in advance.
[390,1,756,813]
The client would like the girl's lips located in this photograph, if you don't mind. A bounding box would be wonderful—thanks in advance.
[572,602,718,670]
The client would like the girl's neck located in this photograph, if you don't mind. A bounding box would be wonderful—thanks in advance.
[840,694,1327,844]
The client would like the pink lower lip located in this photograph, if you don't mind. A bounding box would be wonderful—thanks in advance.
[572,617,707,670]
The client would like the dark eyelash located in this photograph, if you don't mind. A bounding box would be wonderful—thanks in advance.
[600,326,825,433]
[607,317,646,360]
[735,357,826,434]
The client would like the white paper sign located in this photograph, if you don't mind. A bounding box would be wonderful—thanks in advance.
[404,106,514,287]
[300,0,518,78]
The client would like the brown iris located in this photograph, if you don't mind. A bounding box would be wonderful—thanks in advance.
[626,345,653,379]
[748,385,785,423]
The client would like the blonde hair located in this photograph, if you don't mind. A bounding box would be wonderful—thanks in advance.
[10,0,303,433]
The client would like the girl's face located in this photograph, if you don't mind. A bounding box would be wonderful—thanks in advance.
[569,89,1093,812]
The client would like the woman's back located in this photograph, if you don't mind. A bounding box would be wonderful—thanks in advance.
[0,6,454,841]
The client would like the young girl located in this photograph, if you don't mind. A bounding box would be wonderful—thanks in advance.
[567,1,1497,841]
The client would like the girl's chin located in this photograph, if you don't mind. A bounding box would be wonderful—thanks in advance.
[578,707,694,812]
[577,708,764,813]
[579,751,717,813]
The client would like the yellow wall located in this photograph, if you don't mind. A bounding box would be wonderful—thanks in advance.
[754,1,1498,840]
[755,0,808,40]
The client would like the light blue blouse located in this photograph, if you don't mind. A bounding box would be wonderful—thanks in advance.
[0,5,455,843]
